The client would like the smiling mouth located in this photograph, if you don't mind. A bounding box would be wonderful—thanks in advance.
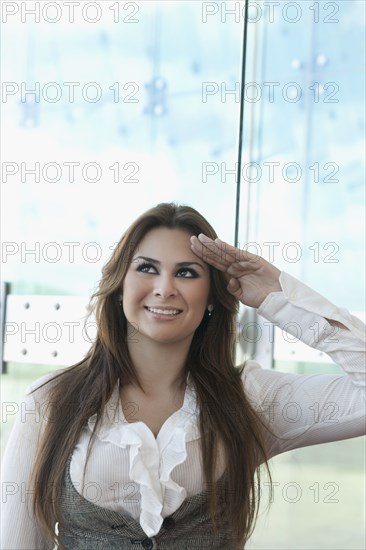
[145,306,182,316]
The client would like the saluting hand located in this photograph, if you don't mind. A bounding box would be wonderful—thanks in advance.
[190,233,282,309]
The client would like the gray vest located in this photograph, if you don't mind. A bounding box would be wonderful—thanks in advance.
[58,457,241,549]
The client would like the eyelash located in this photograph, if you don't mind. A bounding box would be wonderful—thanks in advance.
[136,262,198,278]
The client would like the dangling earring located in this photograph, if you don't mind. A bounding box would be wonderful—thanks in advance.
[207,304,214,317]
[118,294,123,306]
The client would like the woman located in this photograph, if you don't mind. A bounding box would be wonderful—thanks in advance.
[1,202,365,549]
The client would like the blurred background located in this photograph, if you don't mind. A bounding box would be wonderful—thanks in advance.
[1,1,365,548]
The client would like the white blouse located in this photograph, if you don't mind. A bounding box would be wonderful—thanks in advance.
[1,271,365,549]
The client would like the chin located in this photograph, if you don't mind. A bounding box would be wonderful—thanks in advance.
[143,329,191,346]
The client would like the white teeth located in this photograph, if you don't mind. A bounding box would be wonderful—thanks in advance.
[147,307,180,315]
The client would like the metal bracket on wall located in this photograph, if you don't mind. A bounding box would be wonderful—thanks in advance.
[1,281,10,374]
[1,293,92,374]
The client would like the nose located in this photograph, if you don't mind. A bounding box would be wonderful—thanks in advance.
[153,274,178,298]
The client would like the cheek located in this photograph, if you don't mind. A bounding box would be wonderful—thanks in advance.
[189,282,210,307]
[123,275,150,304]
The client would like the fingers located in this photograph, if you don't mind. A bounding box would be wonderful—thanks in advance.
[190,235,228,272]
[227,278,244,300]
[190,233,260,272]
[227,277,240,292]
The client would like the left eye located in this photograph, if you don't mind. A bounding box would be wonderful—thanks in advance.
[177,268,197,278]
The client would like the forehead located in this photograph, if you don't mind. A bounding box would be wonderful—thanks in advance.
[137,227,191,250]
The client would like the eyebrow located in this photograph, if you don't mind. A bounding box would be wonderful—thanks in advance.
[133,255,206,270]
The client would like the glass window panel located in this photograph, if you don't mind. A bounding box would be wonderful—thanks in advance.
[240,2,365,548]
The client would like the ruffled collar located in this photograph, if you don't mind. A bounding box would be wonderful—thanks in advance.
[86,371,202,536]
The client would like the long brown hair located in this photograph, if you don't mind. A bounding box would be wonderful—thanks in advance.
[30,202,272,547]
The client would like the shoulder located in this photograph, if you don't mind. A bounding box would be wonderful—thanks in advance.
[239,359,287,403]
[238,359,262,379]
[238,359,263,392]
[25,368,67,403]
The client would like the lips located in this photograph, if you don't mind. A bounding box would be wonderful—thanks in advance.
[145,306,182,316]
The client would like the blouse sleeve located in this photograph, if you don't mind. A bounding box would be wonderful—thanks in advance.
[241,271,366,460]
[1,373,57,550]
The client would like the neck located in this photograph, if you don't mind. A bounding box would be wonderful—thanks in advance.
[126,335,191,397]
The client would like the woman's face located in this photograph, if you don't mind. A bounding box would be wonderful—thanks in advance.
[122,227,211,346]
